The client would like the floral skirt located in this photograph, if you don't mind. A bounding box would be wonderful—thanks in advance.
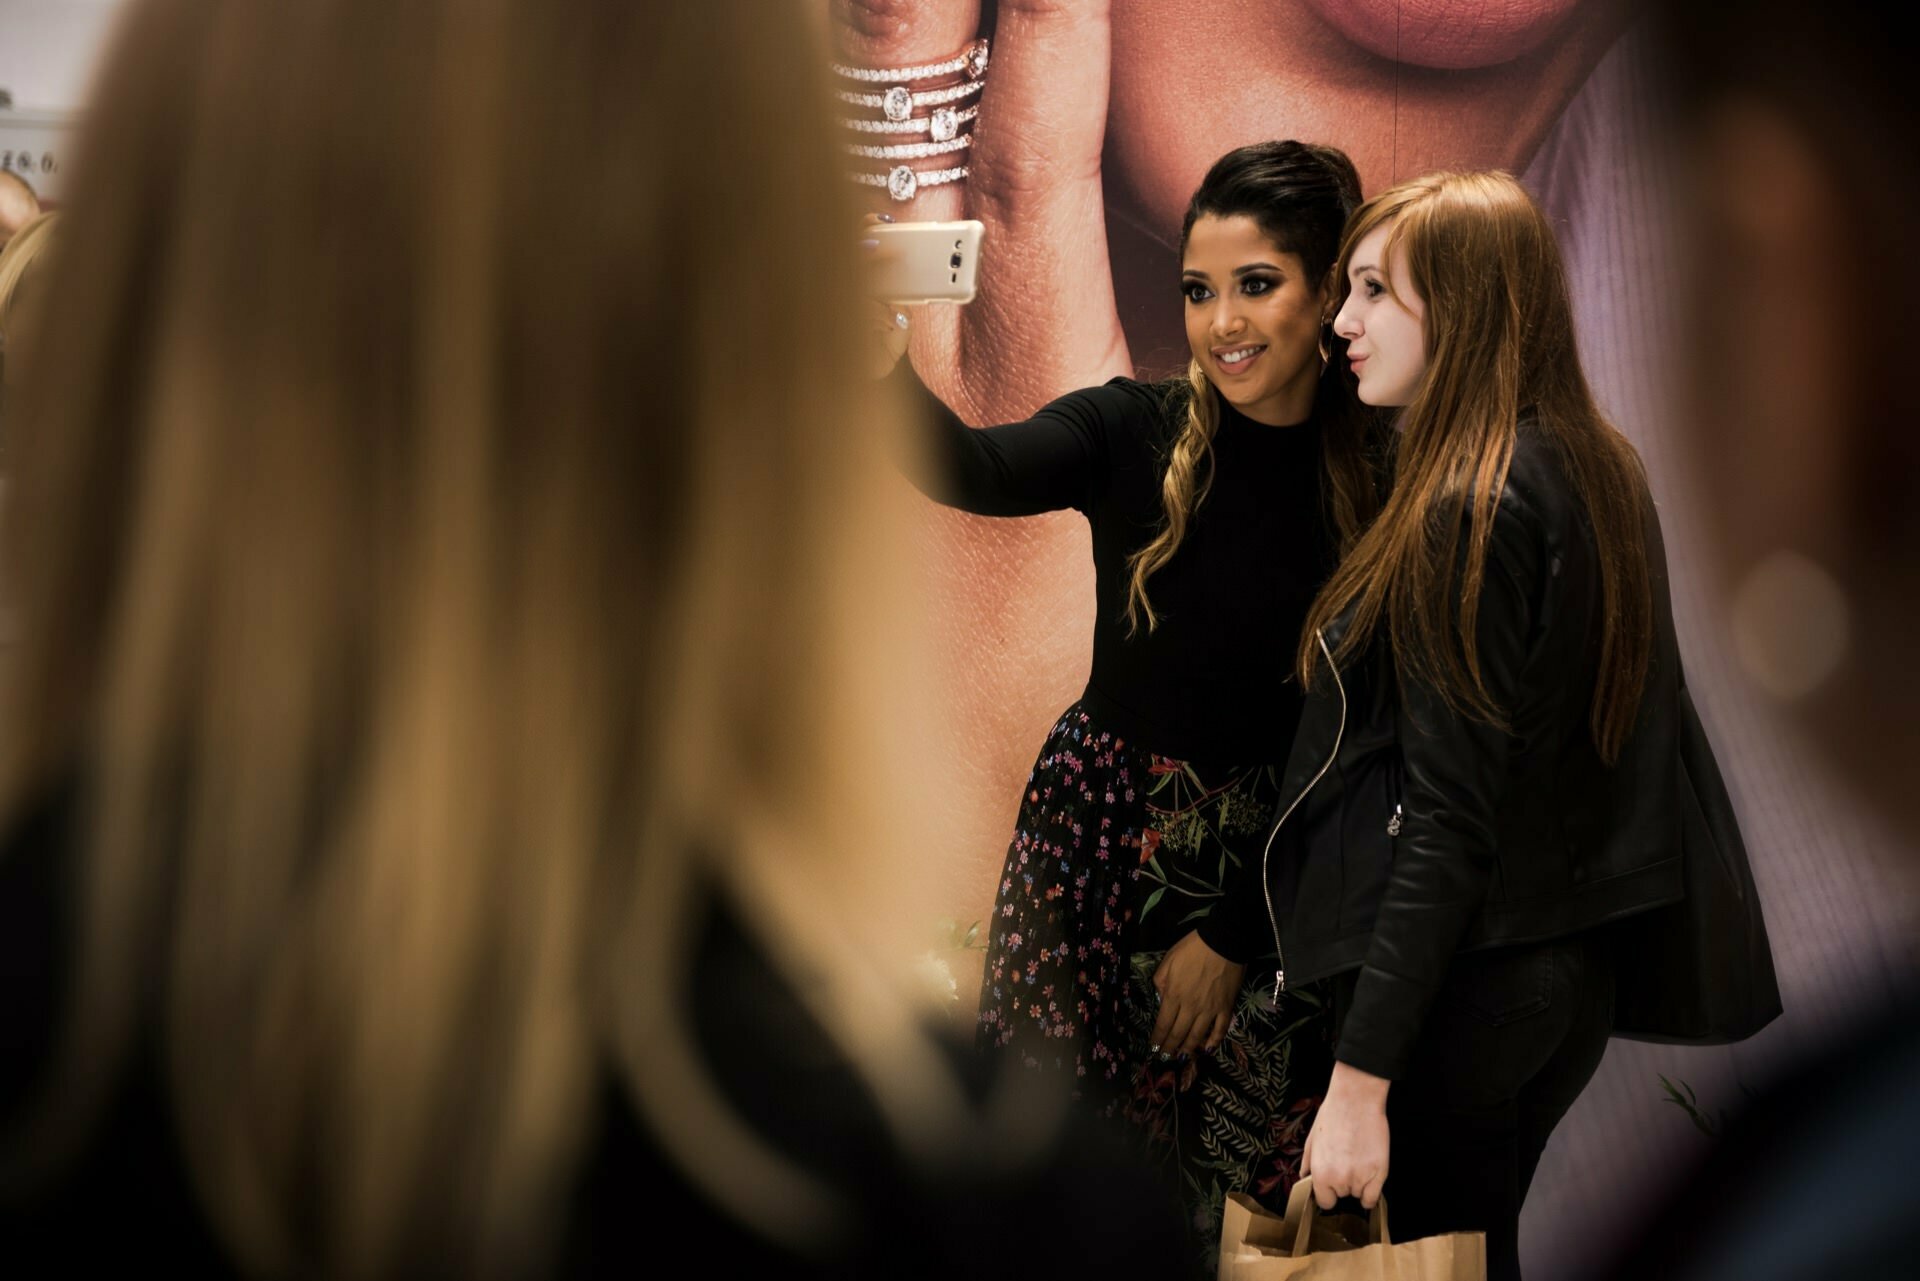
[975,700,1331,1274]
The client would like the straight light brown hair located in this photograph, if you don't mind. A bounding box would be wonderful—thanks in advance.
[1300,171,1653,761]
[0,0,953,1275]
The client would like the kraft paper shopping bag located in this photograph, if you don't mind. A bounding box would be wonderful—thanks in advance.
[1217,1177,1485,1280]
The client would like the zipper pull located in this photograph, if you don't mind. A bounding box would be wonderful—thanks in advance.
[1387,804,1402,837]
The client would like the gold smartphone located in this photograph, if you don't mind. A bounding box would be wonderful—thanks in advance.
[867,219,984,305]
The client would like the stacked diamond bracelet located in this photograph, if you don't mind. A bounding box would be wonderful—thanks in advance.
[835,37,988,202]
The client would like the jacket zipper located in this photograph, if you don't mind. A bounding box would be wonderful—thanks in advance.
[1261,630,1348,999]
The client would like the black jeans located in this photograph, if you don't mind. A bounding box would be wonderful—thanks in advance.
[1330,932,1614,1281]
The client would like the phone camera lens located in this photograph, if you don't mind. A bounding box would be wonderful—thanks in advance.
[950,253,963,269]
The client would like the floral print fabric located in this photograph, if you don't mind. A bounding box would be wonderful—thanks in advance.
[976,700,1330,1275]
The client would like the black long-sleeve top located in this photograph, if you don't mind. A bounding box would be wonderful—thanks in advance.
[0,779,1190,1277]
[900,366,1332,766]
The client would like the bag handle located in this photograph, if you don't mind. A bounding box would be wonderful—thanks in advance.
[1285,1176,1392,1257]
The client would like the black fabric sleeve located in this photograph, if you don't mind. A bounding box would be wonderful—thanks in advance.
[1334,498,1543,1080]
[885,359,1131,518]
[1195,834,1276,965]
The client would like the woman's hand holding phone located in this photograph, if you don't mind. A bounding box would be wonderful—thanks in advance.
[831,0,1131,419]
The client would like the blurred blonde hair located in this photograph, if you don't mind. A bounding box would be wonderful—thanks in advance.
[0,0,953,1275]
[0,209,58,342]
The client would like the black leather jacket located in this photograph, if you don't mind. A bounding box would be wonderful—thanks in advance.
[1258,424,1690,1080]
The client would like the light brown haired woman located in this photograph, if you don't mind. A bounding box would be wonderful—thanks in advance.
[1251,170,1770,1280]
[0,1,1185,1277]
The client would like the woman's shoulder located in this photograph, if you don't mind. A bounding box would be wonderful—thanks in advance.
[1050,374,1183,429]
[1017,376,1186,469]
[570,892,1190,1279]
[1497,420,1582,539]
[1503,414,1651,553]
[1449,428,1562,587]
[1096,374,1194,451]
[1505,412,1561,488]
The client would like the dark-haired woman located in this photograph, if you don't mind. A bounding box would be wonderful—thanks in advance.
[891,139,1376,1266]
[1276,170,1748,1281]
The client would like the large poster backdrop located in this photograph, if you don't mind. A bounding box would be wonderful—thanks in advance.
[837,2,1918,1275]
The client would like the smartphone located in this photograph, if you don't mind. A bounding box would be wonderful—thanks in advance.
[867,220,984,305]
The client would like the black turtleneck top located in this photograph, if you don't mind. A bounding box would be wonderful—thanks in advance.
[900,367,1334,768]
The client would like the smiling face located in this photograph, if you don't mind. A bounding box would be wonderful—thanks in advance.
[1180,213,1331,425]
[1333,221,1429,408]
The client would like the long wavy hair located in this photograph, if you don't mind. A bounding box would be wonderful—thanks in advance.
[1299,171,1653,761]
[0,0,954,1276]
[1124,140,1378,633]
